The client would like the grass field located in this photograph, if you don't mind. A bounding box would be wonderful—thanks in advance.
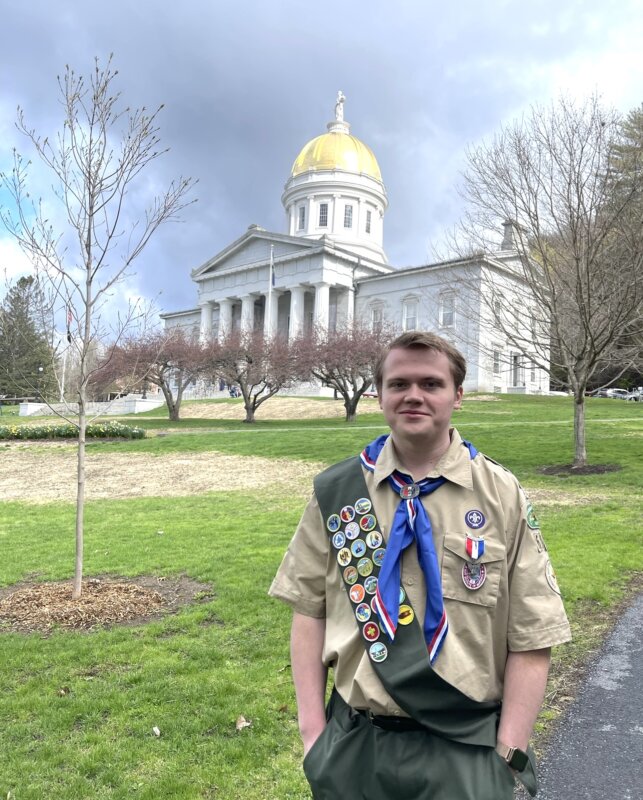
[0,394,641,799]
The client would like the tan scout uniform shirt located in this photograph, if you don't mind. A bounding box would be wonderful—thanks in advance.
[269,429,571,716]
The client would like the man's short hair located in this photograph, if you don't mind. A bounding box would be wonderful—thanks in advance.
[374,331,467,392]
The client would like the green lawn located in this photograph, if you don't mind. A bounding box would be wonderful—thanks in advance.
[1,394,641,798]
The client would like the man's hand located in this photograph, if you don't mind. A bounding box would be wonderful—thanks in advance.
[291,613,328,755]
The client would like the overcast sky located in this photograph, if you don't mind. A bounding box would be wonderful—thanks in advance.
[1,0,641,318]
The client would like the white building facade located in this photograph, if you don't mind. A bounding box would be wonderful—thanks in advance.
[162,93,549,395]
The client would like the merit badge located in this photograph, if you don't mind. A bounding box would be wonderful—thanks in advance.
[349,584,365,604]
[343,565,358,585]
[355,497,372,514]
[373,548,386,568]
[545,560,561,595]
[359,514,377,532]
[345,521,360,540]
[364,576,378,595]
[399,587,406,604]
[332,531,346,549]
[462,562,487,590]
[398,605,414,625]
[337,548,352,567]
[340,505,356,523]
[351,539,367,558]
[465,533,485,561]
[526,503,540,530]
[355,603,372,623]
[400,483,420,500]
[369,642,388,663]
[465,509,485,530]
[326,514,341,533]
[363,622,380,642]
[357,557,374,577]
[365,531,383,549]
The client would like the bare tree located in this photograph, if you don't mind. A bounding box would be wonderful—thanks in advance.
[456,96,643,467]
[98,329,208,421]
[0,57,195,596]
[208,330,296,423]
[294,323,392,422]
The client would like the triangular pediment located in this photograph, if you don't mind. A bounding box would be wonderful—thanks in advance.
[191,228,322,279]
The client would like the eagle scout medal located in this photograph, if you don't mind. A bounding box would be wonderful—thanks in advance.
[344,521,360,540]
[332,531,346,549]
[465,509,485,529]
[359,514,377,532]
[343,566,358,585]
[357,557,373,577]
[337,548,352,567]
[363,621,380,642]
[369,642,388,662]
[349,584,365,604]
[465,533,485,561]
[398,604,414,625]
[340,505,356,523]
[355,603,371,623]
[351,539,367,558]
[365,531,383,549]
[373,548,385,567]
[355,497,372,514]
[326,514,341,533]
[364,575,378,595]
[462,561,487,590]
[399,483,420,500]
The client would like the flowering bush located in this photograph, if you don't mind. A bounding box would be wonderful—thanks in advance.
[0,421,146,440]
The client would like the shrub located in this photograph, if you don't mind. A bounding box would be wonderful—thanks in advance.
[0,421,146,440]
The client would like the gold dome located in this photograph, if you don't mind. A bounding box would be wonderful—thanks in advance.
[291,131,382,182]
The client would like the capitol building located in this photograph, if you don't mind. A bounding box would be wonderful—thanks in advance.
[162,93,548,394]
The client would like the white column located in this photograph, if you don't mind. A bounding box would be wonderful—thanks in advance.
[240,294,256,334]
[217,298,233,341]
[263,290,282,338]
[313,282,330,332]
[345,287,355,326]
[199,301,213,342]
[289,286,306,339]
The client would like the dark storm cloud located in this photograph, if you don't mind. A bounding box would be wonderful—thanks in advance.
[2,0,641,313]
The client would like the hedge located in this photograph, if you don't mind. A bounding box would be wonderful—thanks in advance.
[0,421,146,440]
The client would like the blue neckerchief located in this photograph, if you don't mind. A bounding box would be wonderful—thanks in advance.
[360,433,477,663]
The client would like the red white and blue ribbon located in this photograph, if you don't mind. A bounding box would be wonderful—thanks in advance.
[360,434,477,664]
[465,534,485,560]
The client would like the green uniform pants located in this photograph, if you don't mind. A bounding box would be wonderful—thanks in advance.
[303,691,518,800]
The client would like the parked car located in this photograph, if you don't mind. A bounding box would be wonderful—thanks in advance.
[626,389,642,402]
[605,388,630,399]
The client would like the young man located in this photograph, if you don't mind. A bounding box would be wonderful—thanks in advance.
[270,332,571,800]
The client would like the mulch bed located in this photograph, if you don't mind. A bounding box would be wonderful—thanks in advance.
[0,574,213,634]
[540,463,621,476]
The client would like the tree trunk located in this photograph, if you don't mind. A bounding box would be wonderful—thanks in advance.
[344,395,359,423]
[72,390,86,599]
[244,403,256,423]
[573,392,587,468]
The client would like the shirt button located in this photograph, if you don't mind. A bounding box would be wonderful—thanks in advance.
[404,577,415,586]
[393,709,400,716]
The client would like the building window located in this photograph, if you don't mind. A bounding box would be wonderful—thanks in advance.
[297,205,306,231]
[530,359,537,382]
[439,293,455,328]
[493,350,501,376]
[402,298,418,331]
[511,353,524,387]
[370,304,383,331]
[319,203,328,227]
[344,204,353,229]
[365,209,372,234]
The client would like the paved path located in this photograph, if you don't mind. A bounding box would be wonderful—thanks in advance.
[520,592,643,798]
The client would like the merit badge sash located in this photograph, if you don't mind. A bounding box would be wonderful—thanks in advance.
[314,453,502,748]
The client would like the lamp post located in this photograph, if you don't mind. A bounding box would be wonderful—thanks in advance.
[37,365,44,401]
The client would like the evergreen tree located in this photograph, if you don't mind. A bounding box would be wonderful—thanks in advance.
[0,276,55,399]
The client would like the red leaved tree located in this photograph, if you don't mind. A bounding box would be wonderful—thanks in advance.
[294,323,392,422]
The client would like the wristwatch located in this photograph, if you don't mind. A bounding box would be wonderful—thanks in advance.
[496,742,529,772]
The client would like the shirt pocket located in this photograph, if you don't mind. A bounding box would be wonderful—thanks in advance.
[441,531,505,609]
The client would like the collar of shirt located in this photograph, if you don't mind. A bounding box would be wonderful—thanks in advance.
[371,428,474,491]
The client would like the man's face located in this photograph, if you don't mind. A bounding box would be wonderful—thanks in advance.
[378,347,463,447]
